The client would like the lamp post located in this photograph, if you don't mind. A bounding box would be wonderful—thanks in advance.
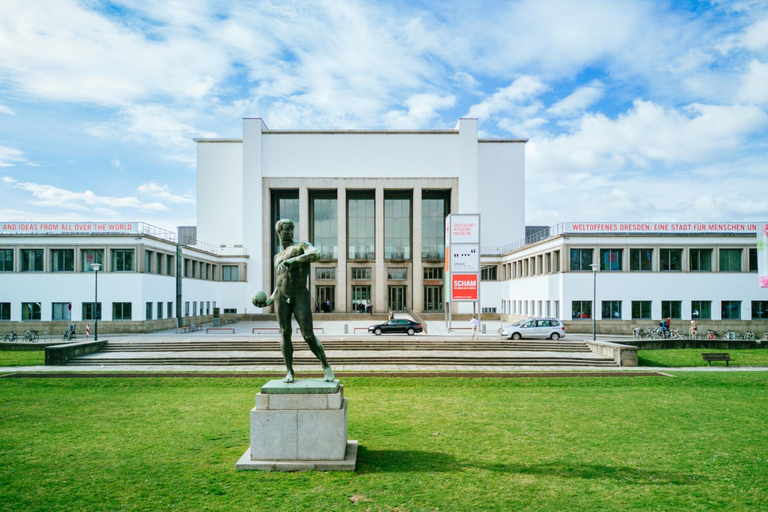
[590,263,599,341]
[91,263,101,341]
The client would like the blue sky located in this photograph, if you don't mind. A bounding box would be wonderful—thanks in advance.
[1,0,767,237]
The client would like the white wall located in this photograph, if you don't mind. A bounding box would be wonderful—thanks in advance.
[196,141,244,247]
[477,141,526,249]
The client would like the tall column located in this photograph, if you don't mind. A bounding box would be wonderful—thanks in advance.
[412,185,423,313]
[375,186,386,313]
[299,186,310,242]
[336,185,347,312]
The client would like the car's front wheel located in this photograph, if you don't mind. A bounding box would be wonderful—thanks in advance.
[374,328,382,336]
[512,332,522,340]
[407,328,415,336]
[550,332,560,340]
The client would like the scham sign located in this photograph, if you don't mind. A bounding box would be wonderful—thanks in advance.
[451,274,478,301]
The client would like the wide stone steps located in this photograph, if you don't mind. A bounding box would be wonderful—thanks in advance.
[99,340,593,353]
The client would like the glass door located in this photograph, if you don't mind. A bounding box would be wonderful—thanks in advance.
[423,285,443,312]
[389,286,406,312]
[315,285,335,312]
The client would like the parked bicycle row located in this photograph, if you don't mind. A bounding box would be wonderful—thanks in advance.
[633,326,766,341]
[3,324,81,343]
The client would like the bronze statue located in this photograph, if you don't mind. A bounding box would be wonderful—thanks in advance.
[252,219,335,383]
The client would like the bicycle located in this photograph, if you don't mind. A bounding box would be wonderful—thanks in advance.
[23,330,39,342]
[62,324,76,341]
[723,330,739,340]
[706,329,719,340]
[3,331,17,342]
[744,332,755,341]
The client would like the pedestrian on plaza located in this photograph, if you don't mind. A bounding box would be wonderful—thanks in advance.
[388,309,394,321]
[689,320,697,339]
[315,301,320,313]
[469,314,480,341]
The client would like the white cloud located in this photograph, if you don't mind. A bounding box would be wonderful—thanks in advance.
[547,81,604,117]
[138,181,194,204]
[466,76,548,119]
[528,100,768,175]
[0,104,15,115]
[3,176,169,212]
[0,145,32,167]
[738,60,768,104]
[383,93,456,129]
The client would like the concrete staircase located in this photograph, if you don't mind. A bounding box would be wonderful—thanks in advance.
[68,338,618,367]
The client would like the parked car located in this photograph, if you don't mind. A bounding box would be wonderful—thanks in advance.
[500,318,566,340]
[368,319,423,336]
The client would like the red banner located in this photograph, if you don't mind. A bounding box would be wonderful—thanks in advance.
[451,274,478,301]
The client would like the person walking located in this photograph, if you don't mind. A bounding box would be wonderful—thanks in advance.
[689,320,698,339]
[469,314,480,341]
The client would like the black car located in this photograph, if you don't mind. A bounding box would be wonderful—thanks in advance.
[368,319,423,336]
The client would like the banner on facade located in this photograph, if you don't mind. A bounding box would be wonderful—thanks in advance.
[565,222,758,234]
[0,222,138,234]
[758,222,768,288]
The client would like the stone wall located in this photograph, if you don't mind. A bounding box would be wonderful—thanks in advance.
[564,319,768,336]
[0,314,232,335]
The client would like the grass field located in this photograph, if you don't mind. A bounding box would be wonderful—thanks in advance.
[0,350,44,367]
[1,374,766,511]
[638,348,768,367]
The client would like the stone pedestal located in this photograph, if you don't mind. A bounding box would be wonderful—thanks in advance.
[236,379,357,471]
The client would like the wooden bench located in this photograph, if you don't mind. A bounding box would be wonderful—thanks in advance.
[252,327,280,334]
[702,353,731,366]
[206,327,235,334]
[176,326,190,334]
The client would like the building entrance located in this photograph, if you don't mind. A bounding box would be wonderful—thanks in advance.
[315,285,335,312]
[389,286,407,312]
[423,285,443,312]
[351,285,371,312]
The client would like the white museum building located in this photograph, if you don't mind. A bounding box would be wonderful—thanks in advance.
[0,118,765,333]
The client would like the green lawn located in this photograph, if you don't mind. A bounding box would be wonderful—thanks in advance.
[1,374,766,511]
[638,348,768,367]
[0,350,44,367]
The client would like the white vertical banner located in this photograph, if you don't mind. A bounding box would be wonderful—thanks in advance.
[758,222,768,288]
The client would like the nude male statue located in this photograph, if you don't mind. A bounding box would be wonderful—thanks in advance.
[252,219,335,383]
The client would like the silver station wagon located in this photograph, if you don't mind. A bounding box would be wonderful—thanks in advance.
[500,318,566,340]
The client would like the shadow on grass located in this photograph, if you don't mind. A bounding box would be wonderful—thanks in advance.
[473,461,705,485]
[637,356,672,367]
[357,446,461,473]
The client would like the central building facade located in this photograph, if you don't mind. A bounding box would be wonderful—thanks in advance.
[195,118,526,313]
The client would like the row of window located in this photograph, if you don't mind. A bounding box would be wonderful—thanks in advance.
[271,189,451,262]
[0,300,228,321]
[314,267,444,281]
[0,247,243,281]
[503,246,759,280]
[569,300,768,320]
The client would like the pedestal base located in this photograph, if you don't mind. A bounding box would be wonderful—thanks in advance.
[236,440,358,471]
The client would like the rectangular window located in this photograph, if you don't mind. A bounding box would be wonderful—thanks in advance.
[348,193,375,260]
[569,249,593,271]
[749,248,757,272]
[145,250,153,273]
[310,192,338,260]
[423,267,444,280]
[691,301,711,320]
[384,194,411,260]
[184,301,190,316]
[112,249,135,272]
[184,258,190,277]
[659,249,682,271]
[166,255,174,275]
[52,302,70,321]
[156,253,163,274]
[600,249,622,271]
[552,251,561,272]
[271,190,300,258]
[481,265,498,281]
[0,302,10,321]
[601,301,622,320]
[0,249,14,271]
[206,301,211,315]
[315,267,336,280]
[145,302,153,320]
[719,249,742,272]
[81,249,104,272]
[631,301,652,319]
[387,268,407,280]
[22,302,41,320]
[721,301,741,320]
[167,302,173,319]
[193,302,198,316]
[571,301,592,319]
[82,302,102,320]
[421,190,449,259]
[752,301,768,320]
[223,308,237,314]
[157,302,163,320]
[222,265,239,281]
[661,300,682,319]
[629,248,653,271]
[351,267,371,280]
[688,249,712,271]
[20,249,44,272]
[351,285,371,309]
[51,249,75,272]
[112,302,132,320]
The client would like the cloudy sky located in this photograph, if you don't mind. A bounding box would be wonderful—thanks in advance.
[1,0,767,239]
